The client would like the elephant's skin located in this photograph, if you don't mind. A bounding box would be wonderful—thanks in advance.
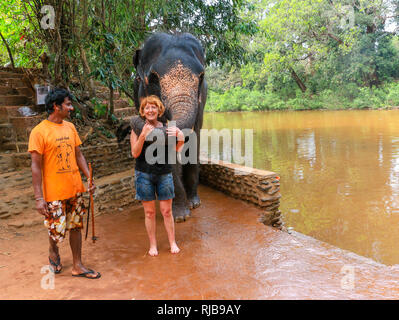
[127,32,207,222]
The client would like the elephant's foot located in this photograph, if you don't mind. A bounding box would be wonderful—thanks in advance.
[173,205,191,223]
[188,195,201,209]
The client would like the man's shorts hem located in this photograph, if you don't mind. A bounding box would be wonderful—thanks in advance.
[44,193,86,243]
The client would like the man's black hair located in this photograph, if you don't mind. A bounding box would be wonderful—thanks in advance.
[45,88,74,114]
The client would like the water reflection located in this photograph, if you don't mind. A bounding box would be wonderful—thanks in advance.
[203,110,399,265]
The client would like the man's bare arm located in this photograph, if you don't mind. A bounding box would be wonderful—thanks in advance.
[31,151,49,216]
[75,146,95,192]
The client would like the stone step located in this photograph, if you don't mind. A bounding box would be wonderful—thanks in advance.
[113,107,137,118]
[0,168,32,191]
[0,86,18,95]
[100,99,129,109]
[15,87,34,97]
[0,78,27,87]
[96,91,121,100]
[0,123,15,144]
[0,108,9,123]
[0,153,15,174]
[122,115,134,122]
[9,115,43,142]
[0,105,38,119]
[0,169,34,221]
[0,95,29,106]
[1,141,28,152]
[0,151,30,173]
[0,72,25,79]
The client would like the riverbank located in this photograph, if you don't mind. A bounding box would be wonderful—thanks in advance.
[206,82,399,112]
[2,184,399,299]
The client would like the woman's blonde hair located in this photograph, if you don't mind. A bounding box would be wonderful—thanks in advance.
[139,95,165,118]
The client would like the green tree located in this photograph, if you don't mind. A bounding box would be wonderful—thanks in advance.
[0,0,44,67]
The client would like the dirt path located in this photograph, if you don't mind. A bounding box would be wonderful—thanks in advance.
[1,185,399,299]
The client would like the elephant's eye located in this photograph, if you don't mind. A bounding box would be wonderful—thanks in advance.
[198,73,204,96]
[199,73,204,85]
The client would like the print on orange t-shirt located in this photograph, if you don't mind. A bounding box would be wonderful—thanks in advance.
[28,120,86,202]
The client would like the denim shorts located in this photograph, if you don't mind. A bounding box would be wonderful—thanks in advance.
[134,170,175,201]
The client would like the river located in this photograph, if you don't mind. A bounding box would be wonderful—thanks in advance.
[203,110,399,266]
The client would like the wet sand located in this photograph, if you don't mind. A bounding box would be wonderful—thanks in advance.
[1,184,399,300]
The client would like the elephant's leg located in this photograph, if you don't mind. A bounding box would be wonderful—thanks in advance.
[182,125,202,209]
[171,163,191,223]
[183,163,200,209]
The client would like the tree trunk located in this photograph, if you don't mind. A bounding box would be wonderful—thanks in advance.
[79,0,95,97]
[289,67,307,93]
[108,82,114,122]
[0,31,15,68]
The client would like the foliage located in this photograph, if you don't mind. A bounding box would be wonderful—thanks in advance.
[2,0,399,115]
[90,97,108,117]
[0,0,45,67]
[0,0,256,123]
[206,0,399,112]
[206,82,399,112]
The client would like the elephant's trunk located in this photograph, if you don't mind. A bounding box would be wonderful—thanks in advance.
[160,62,199,130]
[164,94,198,130]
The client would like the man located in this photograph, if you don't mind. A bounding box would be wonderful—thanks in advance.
[29,88,100,279]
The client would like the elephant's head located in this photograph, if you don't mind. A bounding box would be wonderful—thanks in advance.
[133,33,206,130]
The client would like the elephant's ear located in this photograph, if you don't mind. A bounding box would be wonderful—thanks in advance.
[133,49,141,69]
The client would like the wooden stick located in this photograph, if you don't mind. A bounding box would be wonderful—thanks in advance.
[88,163,97,243]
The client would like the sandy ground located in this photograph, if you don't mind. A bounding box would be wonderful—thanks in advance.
[1,185,399,300]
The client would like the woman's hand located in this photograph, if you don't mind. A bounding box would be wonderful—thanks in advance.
[167,126,184,141]
[141,122,155,139]
[168,126,185,152]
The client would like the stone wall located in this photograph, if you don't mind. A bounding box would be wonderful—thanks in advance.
[1,143,283,230]
[199,157,283,229]
[90,171,140,214]
[81,142,134,178]
[1,141,134,176]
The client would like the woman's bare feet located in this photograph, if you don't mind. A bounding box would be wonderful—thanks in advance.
[148,246,158,256]
[170,242,180,254]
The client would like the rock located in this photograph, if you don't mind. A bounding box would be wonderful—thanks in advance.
[31,219,42,226]
[8,222,24,228]
[0,213,11,219]
[24,220,33,227]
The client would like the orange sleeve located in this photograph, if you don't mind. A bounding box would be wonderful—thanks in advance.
[28,128,44,154]
[70,123,82,147]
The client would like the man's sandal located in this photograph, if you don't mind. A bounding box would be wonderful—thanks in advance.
[72,269,101,279]
[49,256,62,274]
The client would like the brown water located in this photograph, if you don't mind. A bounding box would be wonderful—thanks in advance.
[203,110,399,266]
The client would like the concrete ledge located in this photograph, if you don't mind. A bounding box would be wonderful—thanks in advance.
[199,157,283,229]
[89,169,140,215]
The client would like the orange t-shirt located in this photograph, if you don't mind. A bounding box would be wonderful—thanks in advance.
[28,119,86,202]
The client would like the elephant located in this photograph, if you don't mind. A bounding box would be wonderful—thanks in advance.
[117,32,208,222]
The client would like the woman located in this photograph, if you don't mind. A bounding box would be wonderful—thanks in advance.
[130,95,184,256]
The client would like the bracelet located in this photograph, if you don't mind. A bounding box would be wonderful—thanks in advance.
[35,197,44,201]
